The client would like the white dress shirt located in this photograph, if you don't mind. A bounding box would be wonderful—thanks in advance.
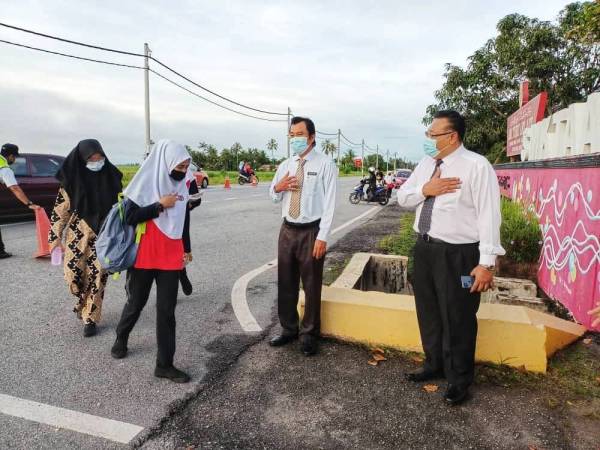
[397,145,505,266]
[270,149,338,242]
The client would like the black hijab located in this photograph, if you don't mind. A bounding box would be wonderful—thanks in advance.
[55,139,123,233]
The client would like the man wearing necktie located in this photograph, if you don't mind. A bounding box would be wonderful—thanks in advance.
[398,110,505,405]
[269,116,337,356]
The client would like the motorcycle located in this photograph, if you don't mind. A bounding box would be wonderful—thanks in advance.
[349,180,389,206]
[238,173,259,185]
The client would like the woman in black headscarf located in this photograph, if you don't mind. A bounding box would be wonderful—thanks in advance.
[48,139,122,337]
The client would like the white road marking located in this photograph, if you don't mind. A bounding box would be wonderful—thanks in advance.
[0,393,144,444]
[231,206,380,332]
[1,221,34,227]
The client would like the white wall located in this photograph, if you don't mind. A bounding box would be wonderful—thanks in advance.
[521,92,600,161]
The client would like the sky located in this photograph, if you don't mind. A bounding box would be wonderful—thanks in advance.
[0,0,572,164]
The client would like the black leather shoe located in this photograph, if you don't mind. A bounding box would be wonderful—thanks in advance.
[405,369,444,382]
[180,269,193,296]
[154,366,190,383]
[301,337,319,356]
[269,334,298,347]
[111,338,128,359]
[444,384,469,406]
[0,251,12,259]
[83,321,97,337]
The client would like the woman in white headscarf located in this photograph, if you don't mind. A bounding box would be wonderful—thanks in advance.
[111,140,193,383]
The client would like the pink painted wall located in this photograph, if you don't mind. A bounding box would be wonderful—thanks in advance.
[495,167,600,330]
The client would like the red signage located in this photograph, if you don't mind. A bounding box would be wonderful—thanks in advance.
[506,92,547,157]
[353,157,362,169]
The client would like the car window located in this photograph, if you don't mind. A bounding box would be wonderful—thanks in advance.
[11,157,29,177]
[190,163,198,172]
[30,156,62,177]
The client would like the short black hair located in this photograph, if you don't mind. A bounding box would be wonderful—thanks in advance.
[433,110,466,141]
[1,143,19,158]
[290,116,316,137]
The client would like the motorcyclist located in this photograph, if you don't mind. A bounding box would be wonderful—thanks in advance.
[366,166,377,201]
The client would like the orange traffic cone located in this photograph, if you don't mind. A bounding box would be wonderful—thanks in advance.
[34,208,51,258]
[224,176,231,189]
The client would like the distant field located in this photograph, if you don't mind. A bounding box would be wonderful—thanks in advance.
[117,166,362,188]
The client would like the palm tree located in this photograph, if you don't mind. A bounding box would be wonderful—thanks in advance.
[321,139,337,158]
[267,138,278,165]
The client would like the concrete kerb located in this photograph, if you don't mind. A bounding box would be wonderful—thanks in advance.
[301,253,586,373]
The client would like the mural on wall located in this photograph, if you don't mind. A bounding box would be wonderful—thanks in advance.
[495,167,600,330]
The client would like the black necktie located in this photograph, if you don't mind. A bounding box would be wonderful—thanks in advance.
[417,159,444,234]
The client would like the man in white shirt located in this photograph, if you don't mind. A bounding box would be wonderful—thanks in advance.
[0,143,40,259]
[398,110,505,405]
[269,116,337,356]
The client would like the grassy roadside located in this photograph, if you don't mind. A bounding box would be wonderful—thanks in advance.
[117,166,363,188]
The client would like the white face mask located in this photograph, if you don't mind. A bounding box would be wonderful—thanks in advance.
[86,159,105,172]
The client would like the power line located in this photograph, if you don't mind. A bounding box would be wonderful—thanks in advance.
[150,56,288,116]
[0,22,145,57]
[149,69,288,123]
[316,130,338,136]
[340,131,361,146]
[0,39,144,69]
[1,21,288,116]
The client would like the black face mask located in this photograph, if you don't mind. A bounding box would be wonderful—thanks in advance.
[170,170,186,181]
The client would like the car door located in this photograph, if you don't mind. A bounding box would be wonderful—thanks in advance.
[0,155,31,218]
[27,155,63,212]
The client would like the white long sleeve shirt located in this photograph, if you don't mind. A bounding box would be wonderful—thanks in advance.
[270,149,338,242]
[397,145,505,266]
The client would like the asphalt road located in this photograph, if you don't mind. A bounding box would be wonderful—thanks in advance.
[0,176,382,449]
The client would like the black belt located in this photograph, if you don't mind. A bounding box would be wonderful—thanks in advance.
[418,233,447,244]
[284,218,321,229]
[418,234,479,247]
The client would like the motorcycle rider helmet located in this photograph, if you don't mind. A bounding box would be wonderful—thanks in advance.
[368,166,375,173]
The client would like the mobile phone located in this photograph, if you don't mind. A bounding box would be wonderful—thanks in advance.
[461,276,474,289]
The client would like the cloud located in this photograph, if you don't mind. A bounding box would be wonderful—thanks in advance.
[0,0,570,163]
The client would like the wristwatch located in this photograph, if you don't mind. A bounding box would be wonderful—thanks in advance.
[481,264,496,272]
[26,200,33,206]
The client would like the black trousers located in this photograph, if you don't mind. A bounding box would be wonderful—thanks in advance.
[277,221,325,338]
[0,226,4,253]
[115,268,180,368]
[413,238,481,386]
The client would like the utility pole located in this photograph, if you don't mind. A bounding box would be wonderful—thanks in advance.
[286,107,291,159]
[143,43,151,160]
[361,139,365,178]
[394,152,397,171]
[337,129,341,167]
[386,149,389,172]
[376,144,379,170]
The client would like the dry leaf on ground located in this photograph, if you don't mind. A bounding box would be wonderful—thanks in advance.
[411,355,424,363]
[367,359,379,366]
[582,338,592,345]
[423,384,439,393]
[372,347,385,355]
[372,353,387,362]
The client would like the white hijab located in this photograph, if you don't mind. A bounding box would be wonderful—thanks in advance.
[124,139,192,239]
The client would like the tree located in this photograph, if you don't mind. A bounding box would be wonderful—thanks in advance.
[424,2,600,163]
[267,138,278,164]
[321,139,337,157]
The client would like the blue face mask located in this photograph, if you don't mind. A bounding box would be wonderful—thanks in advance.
[423,137,440,158]
[86,159,105,172]
[290,137,309,155]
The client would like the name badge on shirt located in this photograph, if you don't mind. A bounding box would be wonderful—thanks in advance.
[307,171,317,176]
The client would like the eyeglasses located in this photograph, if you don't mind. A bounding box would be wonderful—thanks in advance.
[425,130,455,139]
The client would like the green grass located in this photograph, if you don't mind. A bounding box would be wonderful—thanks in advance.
[117,166,362,188]
[378,213,417,278]
[500,198,542,263]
